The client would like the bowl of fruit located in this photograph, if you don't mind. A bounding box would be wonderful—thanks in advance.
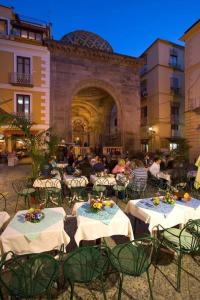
[163,192,176,205]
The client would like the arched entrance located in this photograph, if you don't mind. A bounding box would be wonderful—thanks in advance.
[71,87,121,148]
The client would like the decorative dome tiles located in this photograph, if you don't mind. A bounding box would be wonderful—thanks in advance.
[60,30,113,53]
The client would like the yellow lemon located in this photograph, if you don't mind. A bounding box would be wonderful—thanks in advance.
[184,193,190,198]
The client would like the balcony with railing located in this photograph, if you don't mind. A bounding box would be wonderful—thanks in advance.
[168,61,183,71]
[171,115,179,124]
[171,129,181,138]
[14,112,32,122]
[170,86,181,96]
[10,73,33,87]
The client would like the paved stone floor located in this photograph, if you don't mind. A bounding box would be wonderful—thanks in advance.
[0,161,200,299]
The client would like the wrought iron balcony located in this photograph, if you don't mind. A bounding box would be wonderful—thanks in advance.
[10,73,33,87]
[168,62,183,71]
[14,112,32,121]
[170,86,180,95]
[171,129,181,138]
[171,115,179,124]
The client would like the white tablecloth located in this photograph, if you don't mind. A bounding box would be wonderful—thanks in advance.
[0,211,10,229]
[0,207,70,256]
[125,198,200,233]
[90,175,117,186]
[72,202,134,245]
[64,175,88,188]
[33,178,61,189]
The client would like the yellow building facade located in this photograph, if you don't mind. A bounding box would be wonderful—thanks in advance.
[180,20,200,162]
[0,5,50,153]
[140,39,185,153]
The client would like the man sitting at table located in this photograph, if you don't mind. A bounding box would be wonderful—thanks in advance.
[149,157,170,187]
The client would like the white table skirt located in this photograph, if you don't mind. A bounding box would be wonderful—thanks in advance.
[72,202,134,245]
[0,211,10,229]
[64,175,88,188]
[33,178,61,189]
[0,207,70,256]
[125,199,200,233]
[90,175,117,186]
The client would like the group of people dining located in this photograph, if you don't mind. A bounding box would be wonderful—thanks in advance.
[44,147,172,191]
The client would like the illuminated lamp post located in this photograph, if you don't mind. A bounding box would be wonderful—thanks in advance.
[148,127,156,152]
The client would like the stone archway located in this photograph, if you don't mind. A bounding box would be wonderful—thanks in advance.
[70,84,122,148]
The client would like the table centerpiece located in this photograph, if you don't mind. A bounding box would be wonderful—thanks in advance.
[89,197,115,212]
[25,208,45,223]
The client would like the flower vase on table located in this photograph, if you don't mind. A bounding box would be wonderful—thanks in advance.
[89,196,115,212]
[25,208,45,223]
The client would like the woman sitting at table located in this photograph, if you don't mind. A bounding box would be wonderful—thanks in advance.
[112,159,125,174]
[129,160,148,187]
[93,157,105,173]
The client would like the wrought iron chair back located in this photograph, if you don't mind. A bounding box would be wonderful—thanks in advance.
[0,252,59,299]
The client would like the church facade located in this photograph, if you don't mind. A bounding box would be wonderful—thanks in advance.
[47,30,141,154]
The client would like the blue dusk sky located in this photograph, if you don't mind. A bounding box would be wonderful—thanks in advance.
[1,0,200,56]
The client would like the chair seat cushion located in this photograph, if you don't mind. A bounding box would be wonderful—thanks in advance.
[163,228,193,250]
[20,188,35,195]
[46,187,60,193]
[113,185,126,192]
[111,243,150,276]
[93,186,106,192]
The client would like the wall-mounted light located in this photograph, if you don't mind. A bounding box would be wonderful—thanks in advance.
[148,127,156,134]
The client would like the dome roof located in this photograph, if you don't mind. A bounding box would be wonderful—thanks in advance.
[60,30,113,53]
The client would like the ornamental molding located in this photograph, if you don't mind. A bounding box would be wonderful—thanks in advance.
[45,40,142,69]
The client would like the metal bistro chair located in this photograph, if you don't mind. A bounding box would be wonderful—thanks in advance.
[45,178,62,207]
[126,178,147,200]
[113,175,128,202]
[109,236,154,300]
[0,192,7,211]
[0,252,59,300]
[69,177,88,203]
[93,177,109,198]
[63,245,111,300]
[12,179,36,212]
[157,219,200,291]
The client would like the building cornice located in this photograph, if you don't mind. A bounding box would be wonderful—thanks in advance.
[45,40,142,69]
[180,19,200,41]
[140,38,184,57]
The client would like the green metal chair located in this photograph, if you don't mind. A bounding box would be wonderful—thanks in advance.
[93,178,109,197]
[109,237,154,300]
[12,179,36,211]
[44,178,62,207]
[126,178,147,199]
[0,192,7,211]
[0,251,59,299]
[157,219,200,291]
[113,184,127,202]
[69,177,88,203]
[63,245,111,300]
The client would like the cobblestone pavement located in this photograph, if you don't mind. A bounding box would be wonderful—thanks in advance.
[0,162,200,299]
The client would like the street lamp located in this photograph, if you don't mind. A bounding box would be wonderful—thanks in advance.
[148,127,156,151]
